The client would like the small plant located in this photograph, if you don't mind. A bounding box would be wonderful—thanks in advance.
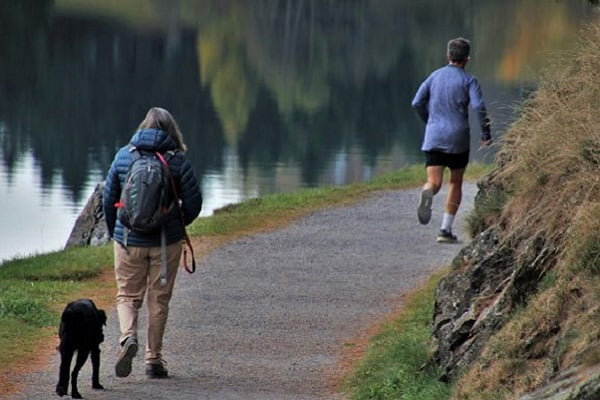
[466,186,507,236]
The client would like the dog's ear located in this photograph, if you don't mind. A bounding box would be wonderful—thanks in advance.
[98,309,107,326]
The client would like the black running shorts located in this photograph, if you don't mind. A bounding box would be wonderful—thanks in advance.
[424,150,469,170]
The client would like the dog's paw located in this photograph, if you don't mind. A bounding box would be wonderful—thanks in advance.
[56,385,67,397]
[92,383,104,390]
[71,391,83,399]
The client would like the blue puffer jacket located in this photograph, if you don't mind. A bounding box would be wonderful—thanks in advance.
[103,128,203,247]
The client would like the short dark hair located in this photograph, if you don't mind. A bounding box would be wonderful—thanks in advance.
[447,37,471,62]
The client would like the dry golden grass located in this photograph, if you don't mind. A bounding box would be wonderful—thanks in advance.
[449,23,600,400]
[496,24,600,241]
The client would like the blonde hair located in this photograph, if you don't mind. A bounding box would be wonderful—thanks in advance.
[138,107,187,152]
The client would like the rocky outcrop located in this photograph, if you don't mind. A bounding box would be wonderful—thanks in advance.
[432,174,558,381]
[518,366,600,400]
[64,183,109,248]
[432,226,508,380]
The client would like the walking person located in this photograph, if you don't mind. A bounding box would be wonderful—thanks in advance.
[103,107,202,378]
[411,37,492,243]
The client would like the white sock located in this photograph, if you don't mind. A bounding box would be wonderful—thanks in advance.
[441,213,455,232]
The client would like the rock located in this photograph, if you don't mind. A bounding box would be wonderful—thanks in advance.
[64,182,109,249]
[432,224,557,381]
[433,226,511,380]
[518,366,600,400]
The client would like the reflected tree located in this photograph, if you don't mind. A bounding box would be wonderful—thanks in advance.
[0,2,224,202]
[0,0,596,203]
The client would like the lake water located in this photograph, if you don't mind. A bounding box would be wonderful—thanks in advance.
[0,1,596,263]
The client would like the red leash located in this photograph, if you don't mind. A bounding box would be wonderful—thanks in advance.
[156,151,196,274]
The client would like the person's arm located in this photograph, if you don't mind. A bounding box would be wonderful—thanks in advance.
[411,79,431,123]
[102,159,121,237]
[177,158,202,225]
[469,77,492,146]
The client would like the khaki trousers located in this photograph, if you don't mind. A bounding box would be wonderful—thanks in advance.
[114,241,182,364]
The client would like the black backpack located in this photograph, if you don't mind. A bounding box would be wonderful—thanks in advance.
[117,147,175,233]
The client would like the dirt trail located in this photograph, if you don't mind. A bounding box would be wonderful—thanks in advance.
[3,184,476,400]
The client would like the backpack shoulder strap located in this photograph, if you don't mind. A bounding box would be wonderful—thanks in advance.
[163,149,178,162]
[128,145,142,161]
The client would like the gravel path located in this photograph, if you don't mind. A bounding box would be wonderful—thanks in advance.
[5,184,476,400]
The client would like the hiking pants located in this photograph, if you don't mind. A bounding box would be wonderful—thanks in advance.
[114,241,182,365]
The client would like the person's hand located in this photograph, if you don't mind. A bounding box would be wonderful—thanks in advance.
[480,138,492,148]
[479,132,492,149]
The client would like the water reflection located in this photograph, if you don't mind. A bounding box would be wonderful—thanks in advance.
[0,0,595,262]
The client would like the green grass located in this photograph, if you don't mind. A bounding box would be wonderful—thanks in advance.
[188,166,426,236]
[0,245,111,281]
[0,245,113,382]
[0,246,113,323]
[344,273,450,400]
[0,163,492,391]
[190,163,492,237]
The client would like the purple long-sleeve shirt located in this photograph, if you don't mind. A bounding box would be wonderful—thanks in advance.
[411,64,491,154]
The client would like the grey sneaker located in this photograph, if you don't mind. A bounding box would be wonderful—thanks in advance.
[146,360,168,379]
[437,229,458,244]
[417,189,434,225]
[115,337,138,378]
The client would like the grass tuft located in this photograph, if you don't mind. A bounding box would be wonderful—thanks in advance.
[466,185,507,236]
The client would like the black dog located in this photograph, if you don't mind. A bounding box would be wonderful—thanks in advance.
[56,299,106,398]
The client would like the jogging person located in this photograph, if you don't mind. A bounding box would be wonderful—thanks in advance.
[411,37,492,243]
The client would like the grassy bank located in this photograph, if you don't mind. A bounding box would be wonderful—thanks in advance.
[344,271,450,400]
[445,24,600,400]
[0,163,491,393]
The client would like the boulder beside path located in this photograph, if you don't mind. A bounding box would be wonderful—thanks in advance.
[64,182,109,249]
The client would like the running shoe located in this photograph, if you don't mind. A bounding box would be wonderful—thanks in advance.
[437,229,458,244]
[417,188,434,225]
